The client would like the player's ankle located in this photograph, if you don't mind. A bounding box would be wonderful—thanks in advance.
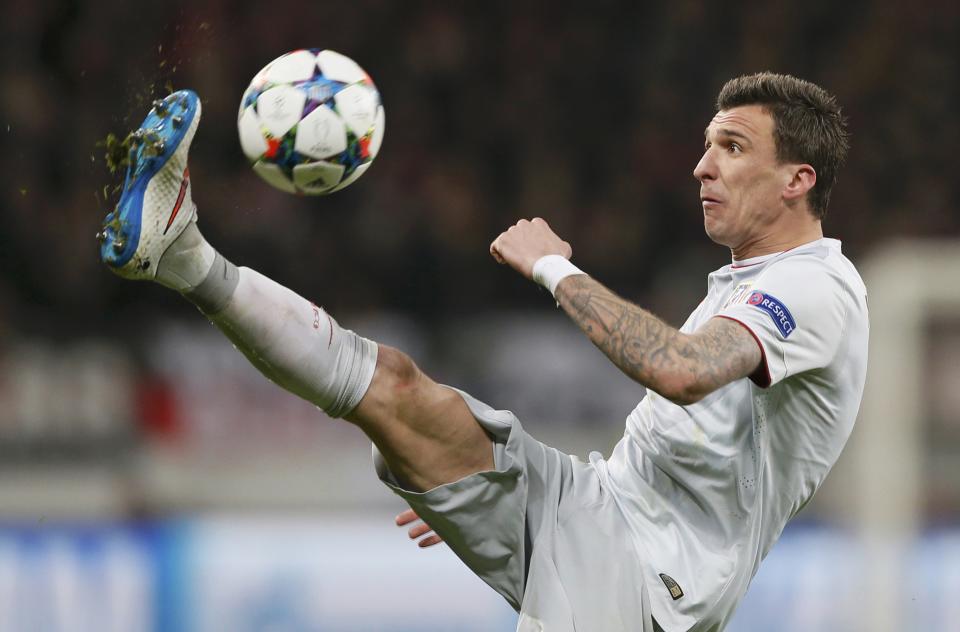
[183,252,239,315]
[155,218,216,292]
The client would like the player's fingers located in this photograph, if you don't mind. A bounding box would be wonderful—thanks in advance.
[395,508,420,526]
[490,237,506,264]
[418,534,444,548]
[407,522,434,540]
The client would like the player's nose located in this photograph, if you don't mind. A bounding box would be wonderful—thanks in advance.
[693,150,716,182]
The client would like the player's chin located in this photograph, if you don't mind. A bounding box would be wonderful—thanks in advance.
[702,217,727,245]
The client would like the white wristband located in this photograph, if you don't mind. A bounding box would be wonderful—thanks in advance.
[532,255,585,296]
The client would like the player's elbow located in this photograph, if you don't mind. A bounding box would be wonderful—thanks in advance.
[661,388,706,407]
[655,374,709,406]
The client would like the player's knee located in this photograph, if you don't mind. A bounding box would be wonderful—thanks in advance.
[374,344,425,400]
[377,345,421,390]
[348,344,448,434]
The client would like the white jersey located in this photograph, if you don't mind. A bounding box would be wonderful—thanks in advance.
[597,238,869,631]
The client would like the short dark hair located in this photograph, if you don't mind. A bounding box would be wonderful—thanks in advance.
[716,72,850,219]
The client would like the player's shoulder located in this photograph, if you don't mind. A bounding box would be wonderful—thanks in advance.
[751,239,867,315]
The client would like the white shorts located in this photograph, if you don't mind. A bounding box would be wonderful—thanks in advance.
[374,388,659,632]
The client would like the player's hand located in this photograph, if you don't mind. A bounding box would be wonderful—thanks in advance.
[395,508,444,548]
[490,217,573,280]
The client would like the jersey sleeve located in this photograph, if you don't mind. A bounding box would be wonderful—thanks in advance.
[716,256,848,388]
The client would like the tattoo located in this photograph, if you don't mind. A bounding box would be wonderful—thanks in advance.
[554,276,761,403]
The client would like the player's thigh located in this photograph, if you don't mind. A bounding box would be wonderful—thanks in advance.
[374,391,570,610]
[347,344,494,491]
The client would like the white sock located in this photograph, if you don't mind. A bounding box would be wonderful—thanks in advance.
[160,223,377,419]
[156,219,216,291]
[209,267,378,418]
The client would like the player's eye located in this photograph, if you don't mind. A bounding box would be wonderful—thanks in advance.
[728,143,742,154]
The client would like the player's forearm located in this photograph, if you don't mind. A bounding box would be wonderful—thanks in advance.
[554,275,701,403]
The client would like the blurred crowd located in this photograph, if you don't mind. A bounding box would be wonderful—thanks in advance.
[1,0,958,339]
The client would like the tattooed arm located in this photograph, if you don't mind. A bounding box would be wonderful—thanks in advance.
[488,218,761,404]
[554,275,761,404]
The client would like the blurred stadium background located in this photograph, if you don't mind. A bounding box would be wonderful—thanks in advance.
[2,1,959,630]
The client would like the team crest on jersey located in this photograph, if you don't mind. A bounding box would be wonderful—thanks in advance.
[747,291,796,338]
[723,281,755,308]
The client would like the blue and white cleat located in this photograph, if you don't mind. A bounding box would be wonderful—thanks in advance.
[98,90,201,279]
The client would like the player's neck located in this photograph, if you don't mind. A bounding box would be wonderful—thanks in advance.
[730,222,823,261]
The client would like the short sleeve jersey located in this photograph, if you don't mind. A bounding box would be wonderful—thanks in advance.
[597,238,869,631]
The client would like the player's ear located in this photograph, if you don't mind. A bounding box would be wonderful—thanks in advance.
[783,164,816,202]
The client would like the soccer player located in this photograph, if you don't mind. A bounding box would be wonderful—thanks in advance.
[98,72,867,631]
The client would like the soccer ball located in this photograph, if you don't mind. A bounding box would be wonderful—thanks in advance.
[237,49,385,195]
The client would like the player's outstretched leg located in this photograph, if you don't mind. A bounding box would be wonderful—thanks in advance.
[99,91,493,491]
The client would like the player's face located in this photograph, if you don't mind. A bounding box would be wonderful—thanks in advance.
[693,105,794,252]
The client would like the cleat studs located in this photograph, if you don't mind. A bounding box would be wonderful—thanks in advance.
[112,239,125,252]
[96,230,106,243]
[171,115,183,128]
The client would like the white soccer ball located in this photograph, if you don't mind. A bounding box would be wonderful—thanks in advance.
[237,49,385,195]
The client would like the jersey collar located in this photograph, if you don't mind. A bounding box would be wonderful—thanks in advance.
[729,238,839,270]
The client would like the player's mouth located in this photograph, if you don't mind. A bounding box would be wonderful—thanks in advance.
[701,195,723,209]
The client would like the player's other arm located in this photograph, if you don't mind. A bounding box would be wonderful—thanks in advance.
[490,218,760,405]
[554,276,760,404]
